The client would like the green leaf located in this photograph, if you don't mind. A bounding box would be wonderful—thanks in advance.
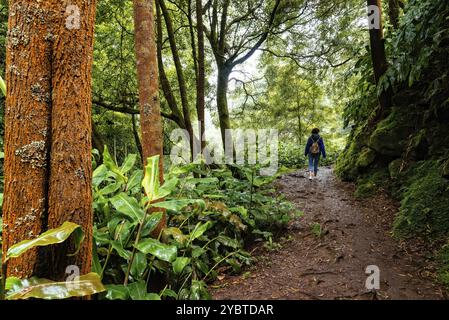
[6,273,105,300]
[103,146,127,183]
[156,177,179,199]
[147,293,162,300]
[128,280,147,300]
[0,75,6,96]
[92,242,102,276]
[6,222,84,262]
[5,277,21,291]
[98,182,122,196]
[142,155,161,202]
[92,164,109,188]
[163,227,188,245]
[110,192,144,223]
[127,170,143,192]
[173,257,190,275]
[192,247,205,258]
[135,238,177,262]
[110,241,132,260]
[189,221,212,242]
[153,199,206,212]
[126,280,160,300]
[187,177,219,185]
[130,252,147,279]
[189,280,211,300]
[120,154,137,175]
[141,212,163,238]
[161,288,178,299]
[216,235,240,249]
[105,284,129,300]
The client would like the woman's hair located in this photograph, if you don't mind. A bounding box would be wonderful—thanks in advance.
[311,128,320,134]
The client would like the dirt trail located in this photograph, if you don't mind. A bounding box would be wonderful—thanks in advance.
[211,167,447,300]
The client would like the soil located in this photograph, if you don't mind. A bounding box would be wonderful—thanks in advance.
[211,167,448,300]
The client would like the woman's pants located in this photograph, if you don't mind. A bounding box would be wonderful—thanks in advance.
[308,154,320,175]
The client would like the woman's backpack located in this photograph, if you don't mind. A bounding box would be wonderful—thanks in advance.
[310,137,320,155]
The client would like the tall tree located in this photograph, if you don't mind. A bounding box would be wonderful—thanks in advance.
[195,0,206,154]
[388,0,403,29]
[132,0,168,248]
[367,0,391,114]
[204,0,282,147]
[2,0,96,280]
[158,0,195,160]
[132,0,163,175]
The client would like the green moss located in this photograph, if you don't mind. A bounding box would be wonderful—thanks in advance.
[354,168,390,198]
[437,244,449,287]
[335,141,359,181]
[356,147,376,169]
[368,108,413,157]
[388,159,403,179]
[354,181,377,198]
[335,126,371,181]
[393,161,449,238]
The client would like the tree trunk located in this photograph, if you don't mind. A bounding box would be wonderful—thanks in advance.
[2,1,53,278]
[217,65,231,148]
[159,0,194,161]
[196,0,206,154]
[133,0,163,177]
[3,0,96,280]
[388,0,401,29]
[155,2,185,130]
[133,0,166,239]
[367,0,391,114]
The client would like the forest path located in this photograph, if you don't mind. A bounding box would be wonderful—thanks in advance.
[211,167,447,300]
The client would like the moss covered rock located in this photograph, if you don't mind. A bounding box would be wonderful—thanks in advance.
[335,126,371,181]
[388,159,403,179]
[356,147,376,169]
[393,161,449,238]
[368,109,413,157]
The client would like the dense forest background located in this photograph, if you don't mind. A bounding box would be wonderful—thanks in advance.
[0,0,449,300]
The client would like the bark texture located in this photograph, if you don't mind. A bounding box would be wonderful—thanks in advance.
[2,0,96,280]
[3,1,53,278]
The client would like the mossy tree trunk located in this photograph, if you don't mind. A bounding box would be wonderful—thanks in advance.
[2,0,96,280]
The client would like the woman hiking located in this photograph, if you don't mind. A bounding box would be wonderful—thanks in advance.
[304,128,327,181]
